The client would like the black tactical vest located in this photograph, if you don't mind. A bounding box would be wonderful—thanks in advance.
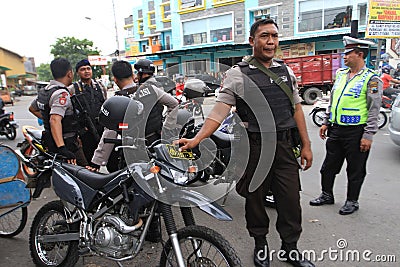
[73,81,105,120]
[134,78,164,135]
[36,86,79,135]
[235,61,296,132]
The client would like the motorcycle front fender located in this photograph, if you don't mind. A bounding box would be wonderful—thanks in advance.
[164,188,232,221]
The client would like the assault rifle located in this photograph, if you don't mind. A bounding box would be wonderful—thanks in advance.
[70,94,100,143]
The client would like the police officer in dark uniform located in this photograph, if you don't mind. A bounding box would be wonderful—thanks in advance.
[176,19,314,267]
[35,58,87,166]
[69,59,107,163]
[89,59,178,173]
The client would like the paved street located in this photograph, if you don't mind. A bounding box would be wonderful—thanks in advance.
[0,94,399,267]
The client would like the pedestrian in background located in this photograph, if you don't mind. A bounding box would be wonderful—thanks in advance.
[310,36,383,215]
[176,18,314,267]
[380,66,400,97]
[68,59,107,163]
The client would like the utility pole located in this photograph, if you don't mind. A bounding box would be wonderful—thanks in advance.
[112,0,120,59]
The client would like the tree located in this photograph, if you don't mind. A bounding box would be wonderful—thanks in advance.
[36,63,52,82]
[50,37,106,79]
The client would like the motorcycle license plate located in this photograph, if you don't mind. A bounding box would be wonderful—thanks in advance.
[166,144,194,160]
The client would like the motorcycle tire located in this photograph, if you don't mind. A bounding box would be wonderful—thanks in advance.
[0,206,28,237]
[5,123,16,140]
[29,200,79,267]
[193,104,203,116]
[312,108,326,127]
[20,141,40,178]
[159,225,242,267]
[377,111,387,129]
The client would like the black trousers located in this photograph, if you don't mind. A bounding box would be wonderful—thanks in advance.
[42,131,88,167]
[320,124,369,201]
[81,124,104,164]
[236,131,302,244]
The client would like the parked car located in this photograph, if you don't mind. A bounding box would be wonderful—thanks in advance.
[22,85,38,95]
[0,87,14,105]
[389,94,400,146]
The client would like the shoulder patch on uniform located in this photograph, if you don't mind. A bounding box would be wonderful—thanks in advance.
[59,92,69,105]
[369,81,379,94]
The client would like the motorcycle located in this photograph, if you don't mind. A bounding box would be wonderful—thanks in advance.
[28,135,241,267]
[0,144,31,237]
[0,106,18,140]
[16,125,47,182]
[309,97,389,129]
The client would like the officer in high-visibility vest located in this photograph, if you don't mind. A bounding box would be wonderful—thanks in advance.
[310,36,383,215]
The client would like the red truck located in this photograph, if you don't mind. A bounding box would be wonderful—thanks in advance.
[284,53,343,104]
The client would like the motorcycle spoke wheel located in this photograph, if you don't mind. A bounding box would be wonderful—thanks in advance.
[5,124,17,140]
[29,201,79,267]
[0,206,28,237]
[160,225,242,267]
[312,109,326,127]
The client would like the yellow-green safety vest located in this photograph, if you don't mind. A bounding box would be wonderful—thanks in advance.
[330,68,376,125]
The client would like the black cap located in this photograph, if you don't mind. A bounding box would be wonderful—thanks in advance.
[75,59,91,72]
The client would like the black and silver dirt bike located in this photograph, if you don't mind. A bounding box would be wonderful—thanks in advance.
[28,139,242,267]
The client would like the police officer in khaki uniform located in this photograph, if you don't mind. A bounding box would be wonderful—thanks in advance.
[68,59,107,163]
[310,36,383,215]
[176,19,314,267]
[35,58,87,166]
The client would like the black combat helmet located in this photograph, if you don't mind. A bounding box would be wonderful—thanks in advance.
[134,59,155,74]
[98,96,143,132]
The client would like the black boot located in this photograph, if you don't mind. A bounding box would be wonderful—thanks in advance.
[253,236,269,267]
[339,200,359,215]
[280,242,315,267]
[309,192,334,206]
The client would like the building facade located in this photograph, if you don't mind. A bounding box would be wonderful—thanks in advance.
[0,47,36,87]
[124,0,373,78]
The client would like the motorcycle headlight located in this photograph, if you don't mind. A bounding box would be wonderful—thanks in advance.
[170,169,189,185]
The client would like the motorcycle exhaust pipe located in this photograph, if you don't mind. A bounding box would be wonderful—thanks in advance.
[102,215,143,234]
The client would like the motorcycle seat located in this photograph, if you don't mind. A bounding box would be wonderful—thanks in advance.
[0,113,9,119]
[61,163,125,190]
[27,128,43,140]
[210,130,232,149]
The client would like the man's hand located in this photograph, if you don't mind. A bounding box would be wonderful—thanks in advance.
[360,138,372,152]
[300,146,313,171]
[58,146,76,164]
[319,125,328,140]
[86,162,100,172]
[174,138,200,151]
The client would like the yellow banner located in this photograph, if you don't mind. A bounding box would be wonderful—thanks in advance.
[366,0,400,38]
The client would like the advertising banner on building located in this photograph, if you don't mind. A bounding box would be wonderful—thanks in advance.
[366,0,400,38]
[88,56,109,66]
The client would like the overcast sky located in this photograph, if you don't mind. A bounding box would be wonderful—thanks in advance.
[0,0,139,65]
